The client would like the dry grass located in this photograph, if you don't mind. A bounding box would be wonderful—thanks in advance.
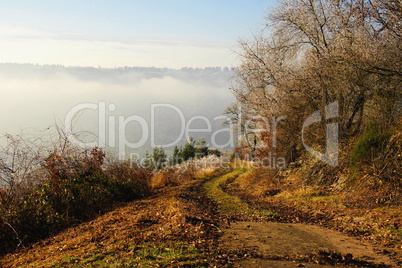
[194,167,217,178]
[0,148,152,255]
[220,166,402,264]
[235,168,279,197]
[150,155,223,189]
[0,177,222,267]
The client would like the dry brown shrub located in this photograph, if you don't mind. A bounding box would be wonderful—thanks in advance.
[151,168,177,189]
[194,167,216,178]
[343,176,402,208]
[151,155,222,189]
[344,123,402,208]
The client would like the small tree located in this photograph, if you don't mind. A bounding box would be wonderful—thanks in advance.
[170,146,182,165]
[195,138,209,157]
[167,137,212,165]
[151,147,167,170]
[181,137,196,161]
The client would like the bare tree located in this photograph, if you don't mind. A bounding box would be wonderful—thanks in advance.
[230,0,401,162]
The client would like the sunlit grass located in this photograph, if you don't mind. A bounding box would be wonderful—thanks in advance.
[204,169,277,219]
[54,242,207,267]
[204,170,247,215]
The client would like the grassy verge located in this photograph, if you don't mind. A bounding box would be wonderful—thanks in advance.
[1,166,241,267]
[53,241,208,268]
[217,165,402,264]
[203,169,277,220]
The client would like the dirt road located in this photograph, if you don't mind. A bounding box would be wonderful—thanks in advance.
[0,170,397,267]
[222,221,394,267]
[207,170,397,267]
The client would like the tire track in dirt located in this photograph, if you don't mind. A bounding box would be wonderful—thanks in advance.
[0,168,397,267]
[206,169,396,267]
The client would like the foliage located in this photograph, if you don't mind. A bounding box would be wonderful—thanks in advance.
[350,122,391,169]
[195,138,209,157]
[169,137,220,166]
[230,0,401,167]
[180,136,196,161]
[0,147,152,255]
[170,145,182,165]
[150,147,167,170]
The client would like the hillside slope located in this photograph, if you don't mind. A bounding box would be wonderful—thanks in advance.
[1,167,399,267]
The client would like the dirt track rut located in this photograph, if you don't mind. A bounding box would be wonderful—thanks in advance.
[222,221,395,267]
[0,170,398,267]
[210,170,396,267]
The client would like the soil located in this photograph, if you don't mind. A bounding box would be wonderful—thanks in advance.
[0,172,399,267]
[222,221,395,267]
[0,182,223,267]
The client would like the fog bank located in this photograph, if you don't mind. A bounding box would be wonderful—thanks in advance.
[0,64,236,155]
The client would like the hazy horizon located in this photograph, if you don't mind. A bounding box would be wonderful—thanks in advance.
[0,0,277,156]
[0,63,237,155]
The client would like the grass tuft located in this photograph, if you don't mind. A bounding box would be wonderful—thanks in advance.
[204,169,277,220]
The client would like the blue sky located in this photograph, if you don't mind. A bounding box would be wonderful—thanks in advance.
[0,0,276,68]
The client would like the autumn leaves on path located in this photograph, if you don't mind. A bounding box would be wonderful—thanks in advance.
[1,168,396,267]
[206,169,396,267]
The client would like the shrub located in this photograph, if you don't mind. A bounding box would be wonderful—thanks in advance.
[0,147,153,255]
[168,137,219,166]
[345,121,402,207]
[104,162,152,202]
[350,122,391,169]
[151,155,222,189]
